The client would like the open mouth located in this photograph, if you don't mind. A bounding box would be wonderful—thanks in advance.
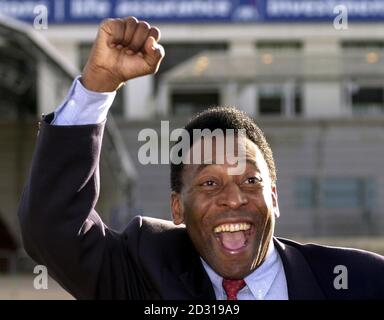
[213,222,254,253]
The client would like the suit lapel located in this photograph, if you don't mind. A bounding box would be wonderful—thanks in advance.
[178,259,216,300]
[274,238,325,300]
[160,238,216,300]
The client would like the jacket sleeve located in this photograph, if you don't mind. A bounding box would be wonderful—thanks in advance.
[17,116,142,299]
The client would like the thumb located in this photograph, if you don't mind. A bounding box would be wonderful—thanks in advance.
[143,36,165,72]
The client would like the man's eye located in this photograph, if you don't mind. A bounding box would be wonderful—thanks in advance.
[245,177,262,184]
[202,180,217,187]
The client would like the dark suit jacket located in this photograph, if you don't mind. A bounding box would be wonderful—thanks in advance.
[18,115,384,300]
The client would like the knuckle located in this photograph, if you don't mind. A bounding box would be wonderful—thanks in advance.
[100,18,114,27]
[138,21,150,31]
[125,17,138,31]
[126,16,138,24]
[150,27,160,38]
[156,45,165,58]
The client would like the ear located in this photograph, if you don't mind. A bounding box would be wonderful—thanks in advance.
[171,191,185,225]
[271,185,280,219]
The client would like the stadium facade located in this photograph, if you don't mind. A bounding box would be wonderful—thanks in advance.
[1,0,384,271]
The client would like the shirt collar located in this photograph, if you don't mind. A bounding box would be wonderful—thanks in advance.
[201,238,280,300]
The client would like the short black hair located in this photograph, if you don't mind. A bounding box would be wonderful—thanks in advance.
[170,107,276,193]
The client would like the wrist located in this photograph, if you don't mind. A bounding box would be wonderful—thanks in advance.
[81,64,124,92]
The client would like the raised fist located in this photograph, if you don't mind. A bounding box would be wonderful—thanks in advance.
[81,16,165,92]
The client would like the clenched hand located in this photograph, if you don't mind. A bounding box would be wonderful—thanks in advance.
[81,17,165,92]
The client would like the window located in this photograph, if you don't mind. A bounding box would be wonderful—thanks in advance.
[351,85,384,115]
[258,83,302,117]
[256,40,303,53]
[295,177,317,208]
[171,90,219,116]
[342,41,384,116]
[296,177,376,209]
[155,42,228,91]
[259,85,282,115]
[342,40,384,50]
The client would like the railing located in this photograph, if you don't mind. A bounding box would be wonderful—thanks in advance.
[105,115,137,184]
[164,50,384,81]
[103,115,137,219]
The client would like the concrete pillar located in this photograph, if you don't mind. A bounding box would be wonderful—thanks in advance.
[303,82,343,118]
[229,40,256,115]
[221,82,238,107]
[37,60,57,116]
[283,81,295,118]
[303,37,343,118]
[303,37,340,54]
[238,84,256,117]
[124,75,153,119]
[37,60,72,117]
[229,40,255,55]
[157,81,170,116]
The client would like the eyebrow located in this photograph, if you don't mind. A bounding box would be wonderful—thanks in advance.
[194,159,261,175]
[245,158,260,171]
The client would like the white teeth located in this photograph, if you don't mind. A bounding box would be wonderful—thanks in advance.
[214,223,251,233]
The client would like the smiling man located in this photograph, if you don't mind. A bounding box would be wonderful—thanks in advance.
[18,17,384,300]
[170,120,279,284]
[169,123,284,299]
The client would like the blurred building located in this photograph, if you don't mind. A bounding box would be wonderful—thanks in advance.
[0,16,74,271]
[1,0,384,252]
[0,16,135,272]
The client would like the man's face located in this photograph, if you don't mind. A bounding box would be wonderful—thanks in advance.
[171,135,279,279]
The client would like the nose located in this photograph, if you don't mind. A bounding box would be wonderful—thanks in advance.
[217,182,248,210]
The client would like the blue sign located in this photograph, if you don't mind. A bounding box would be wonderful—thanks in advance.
[266,0,384,21]
[2,0,384,24]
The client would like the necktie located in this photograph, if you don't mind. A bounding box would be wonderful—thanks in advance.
[222,278,246,300]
